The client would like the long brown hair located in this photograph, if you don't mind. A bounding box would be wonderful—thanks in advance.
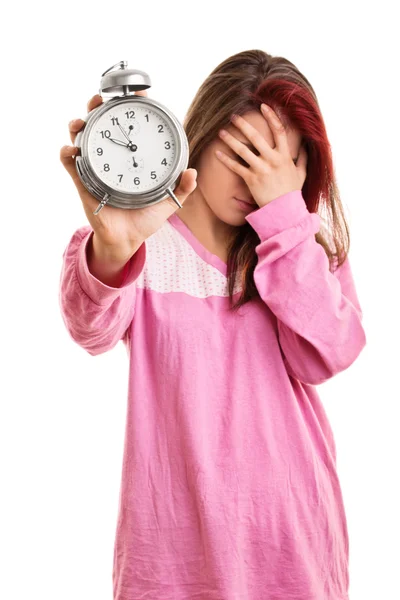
[182,49,350,313]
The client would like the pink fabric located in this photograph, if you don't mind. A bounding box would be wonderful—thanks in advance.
[59,189,366,599]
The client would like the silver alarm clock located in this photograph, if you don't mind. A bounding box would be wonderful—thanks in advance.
[75,61,189,215]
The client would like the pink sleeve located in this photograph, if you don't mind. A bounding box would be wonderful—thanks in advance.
[58,225,146,356]
[245,190,367,385]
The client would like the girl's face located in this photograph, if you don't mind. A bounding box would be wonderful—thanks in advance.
[194,109,303,226]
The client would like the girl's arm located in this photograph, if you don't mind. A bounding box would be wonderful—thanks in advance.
[58,225,146,356]
[245,190,367,385]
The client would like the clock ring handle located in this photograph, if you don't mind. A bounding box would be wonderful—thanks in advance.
[101,61,128,77]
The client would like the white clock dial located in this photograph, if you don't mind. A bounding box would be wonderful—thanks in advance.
[87,102,177,193]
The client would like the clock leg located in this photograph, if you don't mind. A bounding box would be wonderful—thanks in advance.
[93,193,111,215]
[166,187,183,209]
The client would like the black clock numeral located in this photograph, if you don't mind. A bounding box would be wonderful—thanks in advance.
[134,177,140,185]
[161,158,167,166]
[111,117,119,126]
[96,148,103,156]
[104,164,110,172]
[100,130,111,138]
[145,114,149,122]
[158,124,164,133]
[125,110,135,119]
[118,174,123,182]
[164,141,171,149]
[151,171,156,179]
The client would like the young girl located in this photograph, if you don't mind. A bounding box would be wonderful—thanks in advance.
[59,49,366,600]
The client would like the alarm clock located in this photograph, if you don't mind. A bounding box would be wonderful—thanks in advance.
[74,61,189,215]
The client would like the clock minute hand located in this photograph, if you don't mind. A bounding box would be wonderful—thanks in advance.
[117,123,132,143]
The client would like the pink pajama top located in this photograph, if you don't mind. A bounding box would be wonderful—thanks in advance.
[59,189,366,599]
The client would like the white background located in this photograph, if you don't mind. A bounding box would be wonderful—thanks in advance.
[1,0,399,598]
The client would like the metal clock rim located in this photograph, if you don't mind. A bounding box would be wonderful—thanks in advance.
[75,95,189,210]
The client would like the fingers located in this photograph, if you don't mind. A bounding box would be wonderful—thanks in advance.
[69,119,84,144]
[87,93,104,112]
[59,145,84,190]
[169,169,197,207]
[181,169,198,193]
[68,94,103,145]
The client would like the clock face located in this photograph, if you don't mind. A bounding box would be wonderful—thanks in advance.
[86,101,179,193]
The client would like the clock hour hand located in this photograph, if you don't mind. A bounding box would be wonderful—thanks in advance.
[108,137,129,147]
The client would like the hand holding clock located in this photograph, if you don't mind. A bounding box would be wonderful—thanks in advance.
[60,91,198,261]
